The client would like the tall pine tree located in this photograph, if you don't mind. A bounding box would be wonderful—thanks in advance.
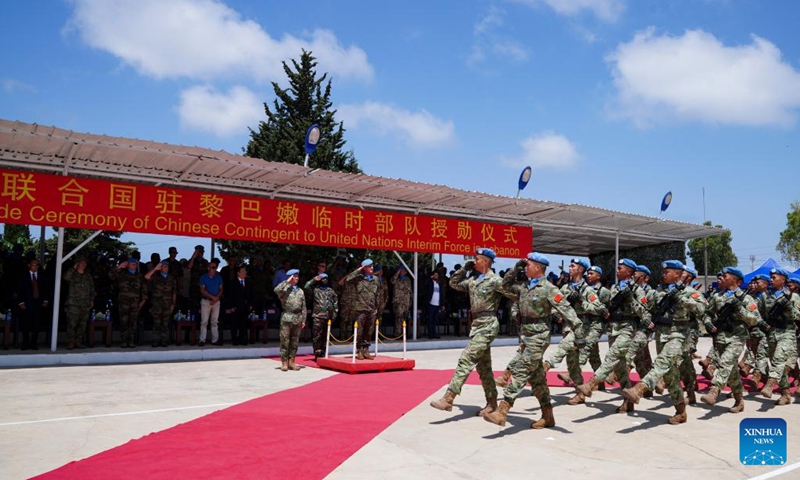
[244,50,361,173]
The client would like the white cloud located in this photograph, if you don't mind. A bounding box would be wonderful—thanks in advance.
[1,79,37,94]
[177,85,263,137]
[338,102,455,148]
[607,28,800,127]
[503,131,582,170]
[66,0,373,82]
[513,0,625,22]
[467,7,529,67]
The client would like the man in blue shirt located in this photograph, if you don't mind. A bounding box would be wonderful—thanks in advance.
[199,260,224,346]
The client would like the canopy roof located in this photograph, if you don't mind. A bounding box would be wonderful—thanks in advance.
[0,119,723,255]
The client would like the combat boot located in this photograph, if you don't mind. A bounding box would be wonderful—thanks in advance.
[484,400,511,426]
[362,350,374,360]
[760,378,777,399]
[576,376,600,398]
[543,361,552,373]
[621,382,649,405]
[686,388,696,405]
[476,398,498,417]
[700,386,720,406]
[567,392,585,405]
[667,401,687,425]
[776,388,792,406]
[751,372,762,388]
[740,362,752,377]
[288,357,301,371]
[654,378,666,394]
[702,364,717,380]
[280,359,289,372]
[557,372,574,386]
[531,405,555,429]
[698,357,711,370]
[616,399,634,413]
[605,372,618,386]
[494,370,511,387]
[356,351,365,360]
[430,390,457,411]
[729,393,745,413]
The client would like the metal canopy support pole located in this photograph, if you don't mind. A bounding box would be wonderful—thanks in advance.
[49,229,103,352]
[615,230,620,285]
[412,252,418,341]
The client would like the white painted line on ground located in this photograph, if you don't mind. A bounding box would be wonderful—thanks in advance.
[747,460,800,480]
[0,403,236,427]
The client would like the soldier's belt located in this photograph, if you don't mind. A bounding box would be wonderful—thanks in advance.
[471,311,495,320]
[285,309,303,314]
[520,316,546,325]
[583,315,603,322]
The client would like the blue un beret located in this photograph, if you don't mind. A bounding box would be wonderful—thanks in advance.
[722,266,744,280]
[684,266,698,278]
[635,265,651,276]
[619,258,637,271]
[286,269,299,276]
[752,274,770,282]
[771,268,791,278]
[661,260,685,270]
[788,276,800,285]
[361,259,374,267]
[318,273,328,279]
[588,265,603,275]
[161,260,170,266]
[476,248,496,261]
[373,265,382,272]
[570,258,589,270]
[527,252,550,266]
[127,257,138,263]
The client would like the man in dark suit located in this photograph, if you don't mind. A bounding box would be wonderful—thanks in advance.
[16,258,49,350]
[227,265,252,345]
[423,270,444,339]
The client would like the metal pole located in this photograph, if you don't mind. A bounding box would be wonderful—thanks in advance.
[374,320,380,357]
[303,154,310,168]
[50,227,65,352]
[615,230,620,285]
[413,252,418,341]
[352,321,358,363]
[703,187,708,281]
[325,320,331,359]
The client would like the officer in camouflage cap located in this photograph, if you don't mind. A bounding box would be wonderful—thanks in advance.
[345,259,381,360]
[63,256,96,349]
[431,248,509,418]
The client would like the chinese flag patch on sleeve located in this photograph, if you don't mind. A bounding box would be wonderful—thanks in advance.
[554,294,563,303]
[640,297,648,304]
[748,304,757,311]
[589,295,597,302]
[691,293,700,299]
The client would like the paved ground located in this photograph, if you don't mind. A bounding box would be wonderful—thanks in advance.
[1,337,799,480]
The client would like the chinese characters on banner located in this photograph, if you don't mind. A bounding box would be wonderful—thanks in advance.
[0,169,532,258]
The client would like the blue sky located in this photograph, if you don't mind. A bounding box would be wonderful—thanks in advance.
[2,0,800,274]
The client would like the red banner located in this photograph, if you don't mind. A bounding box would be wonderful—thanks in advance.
[0,168,532,258]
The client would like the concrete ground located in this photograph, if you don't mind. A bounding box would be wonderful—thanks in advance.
[1,337,799,480]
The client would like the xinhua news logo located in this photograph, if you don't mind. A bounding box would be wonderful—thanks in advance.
[740,418,787,466]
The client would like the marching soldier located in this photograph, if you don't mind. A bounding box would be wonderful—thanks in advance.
[345,259,381,360]
[431,248,508,417]
[63,257,96,350]
[275,269,306,371]
[620,260,706,425]
[304,273,338,360]
[578,266,611,377]
[485,252,582,429]
[699,267,762,413]
[742,274,771,387]
[391,266,413,335]
[625,264,656,394]
[678,266,706,403]
[758,267,800,405]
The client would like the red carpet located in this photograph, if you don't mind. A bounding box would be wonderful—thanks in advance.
[34,369,454,480]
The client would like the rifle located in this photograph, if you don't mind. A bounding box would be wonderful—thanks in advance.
[713,297,740,333]
[766,292,792,327]
[652,282,685,325]
[608,282,634,320]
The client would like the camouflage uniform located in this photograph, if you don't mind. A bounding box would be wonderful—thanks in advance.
[579,282,611,371]
[189,256,209,313]
[275,280,307,362]
[110,267,147,347]
[593,280,651,388]
[63,267,96,346]
[338,279,357,339]
[547,280,603,385]
[628,283,657,379]
[345,269,381,354]
[743,291,770,378]
[391,271,413,334]
[502,272,581,408]
[304,278,338,357]
[702,289,760,399]
[636,285,705,405]
[377,274,389,322]
[445,267,507,402]
[148,273,177,346]
[760,289,800,394]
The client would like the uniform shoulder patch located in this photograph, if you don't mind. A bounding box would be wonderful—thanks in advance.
[748,303,757,311]
[554,293,563,303]
[640,297,647,304]
[691,292,700,299]
[589,295,597,302]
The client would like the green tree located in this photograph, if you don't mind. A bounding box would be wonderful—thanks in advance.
[686,221,737,276]
[36,229,134,261]
[244,49,361,173]
[777,201,800,264]
[1,224,33,250]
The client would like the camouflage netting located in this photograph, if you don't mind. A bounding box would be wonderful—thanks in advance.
[589,241,686,287]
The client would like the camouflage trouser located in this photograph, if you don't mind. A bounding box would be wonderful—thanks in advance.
[279,320,303,361]
[355,310,376,351]
[339,304,354,339]
[595,320,635,388]
[744,329,769,375]
[579,319,605,371]
[704,342,720,366]
[448,319,499,402]
[686,326,700,354]
[626,328,652,374]
[150,302,172,344]
[118,300,140,345]
[640,327,687,405]
[311,313,328,355]
[546,328,583,385]
[679,342,698,392]
[65,304,90,344]
[504,323,551,407]
[766,327,798,389]
[393,302,410,334]
[709,333,746,395]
